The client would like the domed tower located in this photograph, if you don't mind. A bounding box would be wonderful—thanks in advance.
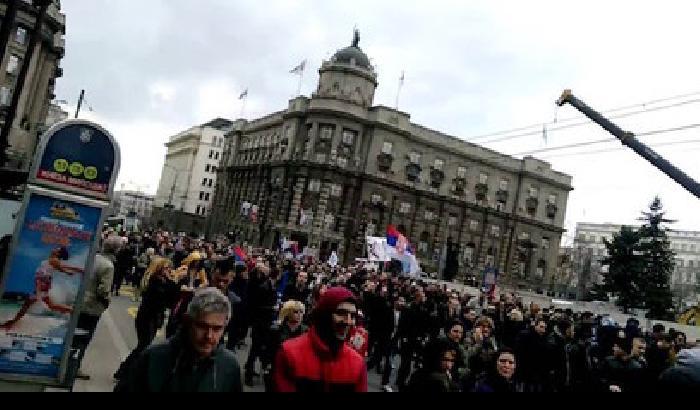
[315,30,378,108]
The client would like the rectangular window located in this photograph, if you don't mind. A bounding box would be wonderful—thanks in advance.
[548,194,557,204]
[6,55,19,75]
[308,179,321,192]
[202,178,207,186]
[448,215,457,226]
[491,225,500,237]
[209,150,214,159]
[211,166,216,173]
[542,237,550,249]
[330,184,342,197]
[371,194,382,204]
[205,193,210,201]
[199,191,204,200]
[208,179,213,187]
[470,220,479,231]
[0,86,10,106]
[457,166,467,178]
[479,173,488,184]
[399,202,411,214]
[381,141,393,155]
[499,179,508,191]
[342,129,357,145]
[409,151,421,164]
[215,151,220,160]
[433,158,444,170]
[319,124,334,141]
[196,205,201,214]
[205,164,210,172]
[201,206,206,215]
[15,27,27,45]
[529,186,539,198]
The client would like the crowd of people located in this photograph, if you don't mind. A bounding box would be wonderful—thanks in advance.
[78,229,700,392]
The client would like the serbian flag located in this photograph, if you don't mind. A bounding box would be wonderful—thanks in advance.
[386,225,400,246]
[233,246,247,263]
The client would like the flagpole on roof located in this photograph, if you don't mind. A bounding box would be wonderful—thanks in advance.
[395,71,405,110]
[238,88,248,118]
[290,59,307,97]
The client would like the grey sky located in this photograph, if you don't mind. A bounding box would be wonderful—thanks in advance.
[56,0,700,240]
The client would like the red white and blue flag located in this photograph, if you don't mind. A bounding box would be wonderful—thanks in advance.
[233,246,247,263]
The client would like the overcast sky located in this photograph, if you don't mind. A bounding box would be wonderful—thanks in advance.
[56,0,700,242]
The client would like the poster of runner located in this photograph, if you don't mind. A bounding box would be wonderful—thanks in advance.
[0,193,101,378]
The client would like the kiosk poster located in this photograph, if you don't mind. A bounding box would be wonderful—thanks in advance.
[34,123,115,199]
[0,193,101,378]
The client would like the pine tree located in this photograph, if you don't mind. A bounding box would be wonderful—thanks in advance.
[637,196,675,320]
[601,226,644,312]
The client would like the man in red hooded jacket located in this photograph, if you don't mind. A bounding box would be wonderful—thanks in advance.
[273,287,367,392]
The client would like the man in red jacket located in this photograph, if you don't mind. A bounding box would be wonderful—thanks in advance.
[273,287,367,392]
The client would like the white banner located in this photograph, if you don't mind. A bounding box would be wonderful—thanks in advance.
[366,236,390,262]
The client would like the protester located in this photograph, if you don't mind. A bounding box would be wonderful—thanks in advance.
[115,287,242,392]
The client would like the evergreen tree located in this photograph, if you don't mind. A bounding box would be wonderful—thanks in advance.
[637,196,675,320]
[601,226,644,312]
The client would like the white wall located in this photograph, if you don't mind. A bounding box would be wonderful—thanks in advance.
[185,127,225,216]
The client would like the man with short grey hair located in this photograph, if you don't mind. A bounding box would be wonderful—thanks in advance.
[115,287,242,392]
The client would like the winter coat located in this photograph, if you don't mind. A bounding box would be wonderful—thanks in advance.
[408,369,459,392]
[262,321,308,368]
[515,328,550,384]
[137,275,181,327]
[272,326,367,392]
[657,348,700,392]
[472,371,523,393]
[598,355,644,392]
[82,253,115,316]
[115,331,242,392]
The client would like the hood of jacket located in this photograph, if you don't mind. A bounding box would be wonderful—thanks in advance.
[311,287,357,353]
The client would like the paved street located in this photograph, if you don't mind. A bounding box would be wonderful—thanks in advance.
[73,285,387,392]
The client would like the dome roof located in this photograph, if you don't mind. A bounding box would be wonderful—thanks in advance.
[332,46,372,69]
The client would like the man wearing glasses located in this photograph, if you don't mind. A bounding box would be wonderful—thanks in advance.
[272,287,367,392]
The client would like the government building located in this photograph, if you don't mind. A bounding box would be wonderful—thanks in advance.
[209,33,573,289]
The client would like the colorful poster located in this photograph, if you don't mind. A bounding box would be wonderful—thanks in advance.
[34,123,116,198]
[0,194,102,378]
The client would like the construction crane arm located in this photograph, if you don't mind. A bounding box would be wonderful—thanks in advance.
[556,89,700,200]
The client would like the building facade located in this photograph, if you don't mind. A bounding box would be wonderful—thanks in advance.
[154,118,234,217]
[209,35,573,289]
[110,189,154,220]
[574,222,700,303]
[0,0,65,171]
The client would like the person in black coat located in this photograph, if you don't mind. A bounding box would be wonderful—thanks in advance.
[396,289,431,390]
[244,263,278,386]
[514,318,551,392]
[262,300,308,391]
[228,263,250,349]
[472,348,523,393]
[281,270,310,304]
[114,257,182,380]
[407,338,460,392]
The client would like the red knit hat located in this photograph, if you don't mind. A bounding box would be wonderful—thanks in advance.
[315,287,357,316]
